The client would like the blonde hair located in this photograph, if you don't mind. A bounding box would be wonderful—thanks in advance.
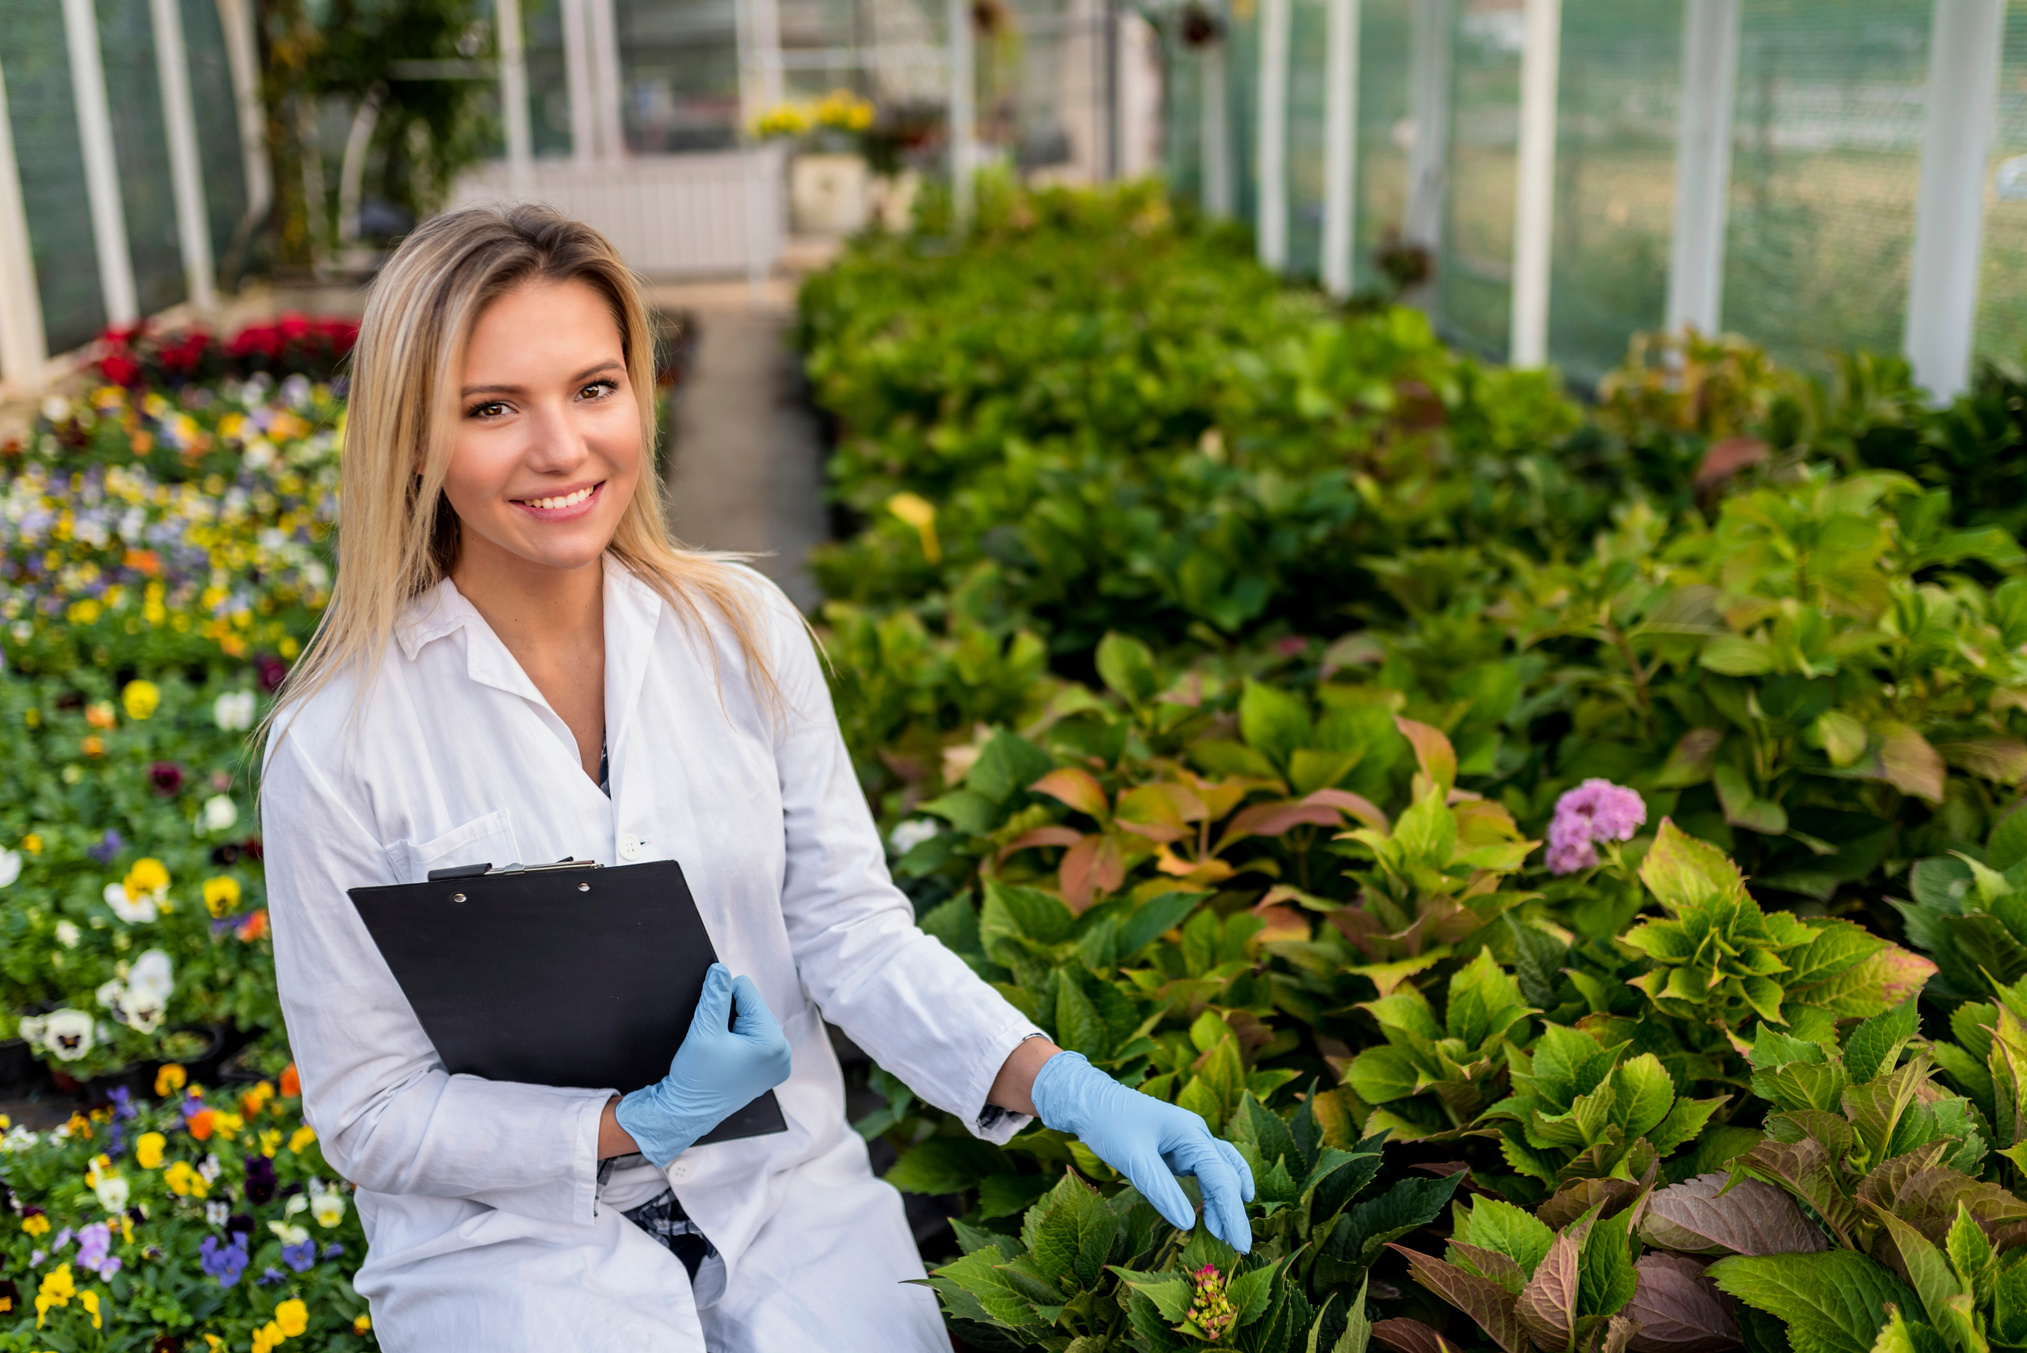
[257,204,778,762]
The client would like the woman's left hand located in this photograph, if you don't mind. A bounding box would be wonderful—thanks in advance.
[1027,1050,1256,1252]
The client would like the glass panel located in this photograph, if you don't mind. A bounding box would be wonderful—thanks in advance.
[1974,1,2027,368]
[616,0,740,152]
[180,0,248,271]
[1546,0,1680,386]
[99,0,188,315]
[1721,0,1929,375]
[1439,0,1524,361]
[1352,0,1412,295]
[0,0,105,352]
[1285,0,1328,278]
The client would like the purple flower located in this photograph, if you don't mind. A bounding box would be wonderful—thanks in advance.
[257,1265,287,1286]
[87,829,125,864]
[282,1239,317,1271]
[321,1242,345,1259]
[1546,778,1649,875]
[199,1233,249,1288]
[76,1221,121,1279]
[243,1154,276,1205]
[148,761,186,796]
[109,1086,135,1120]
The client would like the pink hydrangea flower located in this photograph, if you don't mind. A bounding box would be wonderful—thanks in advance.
[1546,778,1647,875]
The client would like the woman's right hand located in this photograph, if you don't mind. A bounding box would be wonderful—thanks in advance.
[613,963,793,1168]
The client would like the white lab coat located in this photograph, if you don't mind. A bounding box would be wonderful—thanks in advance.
[257,554,1041,1352]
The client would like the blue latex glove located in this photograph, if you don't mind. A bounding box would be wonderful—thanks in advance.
[614,963,792,1169]
[1029,1051,1255,1252]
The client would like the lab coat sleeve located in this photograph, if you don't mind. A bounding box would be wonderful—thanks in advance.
[761,594,1043,1145]
[260,720,615,1225]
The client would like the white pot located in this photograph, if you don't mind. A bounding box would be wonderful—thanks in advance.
[789,153,872,235]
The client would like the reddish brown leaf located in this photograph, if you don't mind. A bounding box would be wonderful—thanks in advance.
[1030,767,1110,818]
[1626,1254,1739,1353]
[1393,1246,1530,1353]
[1639,1174,1829,1257]
[1877,724,1946,803]
[1695,437,1770,491]
[1305,787,1390,831]
[1516,1222,1587,1352]
[1449,1241,1527,1292]
[1396,717,1458,796]
[996,825,1084,864]
[1374,1318,1469,1353]
[1939,738,2027,786]
[1059,833,1126,912]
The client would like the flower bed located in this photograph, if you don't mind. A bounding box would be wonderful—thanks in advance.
[6,193,2027,1352]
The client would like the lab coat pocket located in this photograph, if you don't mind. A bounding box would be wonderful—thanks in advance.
[388,810,521,884]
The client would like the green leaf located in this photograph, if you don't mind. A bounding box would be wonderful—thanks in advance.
[1455,1197,1556,1278]
[1870,1309,1954,1353]
[1344,1046,1422,1106]
[1096,632,1161,706]
[1578,1208,1640,1320]
[1335,1173,1466,1271]
[1641,820,1751,912]
[968,731,1056,804]
[1507,917,1570,1011]
[884,1137,1014,1194]
[1054,973,1107,1059]
[1116,1268,1193,1322]
[1991,1260,2027,1345]
[1847,997,1923,1084]
[1228,1259,1280,1329]
[982,877,1078,950]
[1611,1053,1677,1142]
[1020,1172,1118,1288]
[931,1249,1047,1328]
[1119,891,1209,959]
[1241,679,1313,769]
[1709,1250,1921,1353]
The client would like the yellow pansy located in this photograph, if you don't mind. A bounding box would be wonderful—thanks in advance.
[164,1160,208,1198]
[124,858,170,899]
[135,1131,166,1169]
[120,680,160,720]
[21,833,41,854]
[155,1063,186,1096]
[275,1299,309,1337]
[241,1080,275,1116]
[211,1110,244,1141]
[288,1124,317,1153]
[34,1265,73,1328]
[79,1289,100,1329]
[353,1314,372,1335]
[259,1128,282,1158]
[21,1213,48,1236]
[252,1319,285,1353]
[202,875,241,917]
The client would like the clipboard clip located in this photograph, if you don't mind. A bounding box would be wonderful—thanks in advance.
[425,858,605,882]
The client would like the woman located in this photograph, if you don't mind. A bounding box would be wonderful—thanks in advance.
[257,204,1253,1352]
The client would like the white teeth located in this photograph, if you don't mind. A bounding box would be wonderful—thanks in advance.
[523,485,594,510]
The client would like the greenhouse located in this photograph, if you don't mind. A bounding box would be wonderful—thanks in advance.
[2,0,2027,1349]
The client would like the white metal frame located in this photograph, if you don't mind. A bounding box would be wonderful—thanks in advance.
[216,0,272,247]
[151,0,216,310]
[1255,0,1291,269]
[62,0,138,326]
[0,55,49,385]
[498,0,534,197]
[1320,0,1360,296]
[1905,0,2004,401]
[1508,0,1560,368]
[1665,0,1738,339]
[948,0,975,227]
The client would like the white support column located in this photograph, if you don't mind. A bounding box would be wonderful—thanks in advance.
[1404,0,1452,261]
[1255,0,1290,268]
[152,0,215,310]
[1508,0,1560,367]
[948,0,975,229]
[1905,0,2004,402]
[498,0,534,197]
[1321,0,1360,295]
[215,0,271,237]
[1201,42,1232,217]
[0,57,50,386]
[561,0,598,164]
[588,0,625,158]
[62,0,137,326]
[1665,0,1738,338]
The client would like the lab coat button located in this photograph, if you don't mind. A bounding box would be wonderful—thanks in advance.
[667,1159,693,1183]
[618,835,644,861]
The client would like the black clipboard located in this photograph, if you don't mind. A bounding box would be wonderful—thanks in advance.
[348,858,786,1145]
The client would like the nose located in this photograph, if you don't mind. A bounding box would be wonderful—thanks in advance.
[519,397,592,475]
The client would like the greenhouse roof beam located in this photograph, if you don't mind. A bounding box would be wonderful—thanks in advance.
[0,54,48,386]
[1665,0,1739,341]
[1321,0,1360,297]
[1509,0,1561,368]
[61,0,137,326]
[1256,0,1292,269]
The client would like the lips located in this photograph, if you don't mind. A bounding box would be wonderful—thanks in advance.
[511,480,605,521]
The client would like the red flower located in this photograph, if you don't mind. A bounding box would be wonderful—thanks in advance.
[148,761,186,795]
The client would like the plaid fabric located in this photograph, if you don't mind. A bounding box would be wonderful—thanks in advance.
[621,1188,717,1281]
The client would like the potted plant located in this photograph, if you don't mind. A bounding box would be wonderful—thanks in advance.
[755,90,879,235]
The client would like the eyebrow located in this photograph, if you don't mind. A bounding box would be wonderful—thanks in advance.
[460,360,625,398]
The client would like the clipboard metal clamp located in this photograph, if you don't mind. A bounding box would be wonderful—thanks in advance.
[426,858,605,882]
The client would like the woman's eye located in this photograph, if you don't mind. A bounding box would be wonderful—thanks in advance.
[578,380,618,401]
[466,401,510,419]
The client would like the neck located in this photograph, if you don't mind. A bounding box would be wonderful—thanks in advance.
[449,534,606,657]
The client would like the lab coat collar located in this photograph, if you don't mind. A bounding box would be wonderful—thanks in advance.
[390,555,664,735]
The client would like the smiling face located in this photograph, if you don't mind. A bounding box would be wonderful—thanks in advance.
[441,277,643,583]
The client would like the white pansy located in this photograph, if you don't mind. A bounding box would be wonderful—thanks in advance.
[54,920,80,948]
[310,1191,348,1228]
[94,1174,129,1211]
[1,1125,40,1153]
[30,1008,95,1061]
[97,949,173,1033]
[102,881,157,924]
[205,1200,229,1226]
[200,795,238,833]
[888,818,941,856]
[213,690,256,731]
[268,1220,310,1246]
[0,848,19,888]
[284,1194,308,1217]
[198,1153,221,1182]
